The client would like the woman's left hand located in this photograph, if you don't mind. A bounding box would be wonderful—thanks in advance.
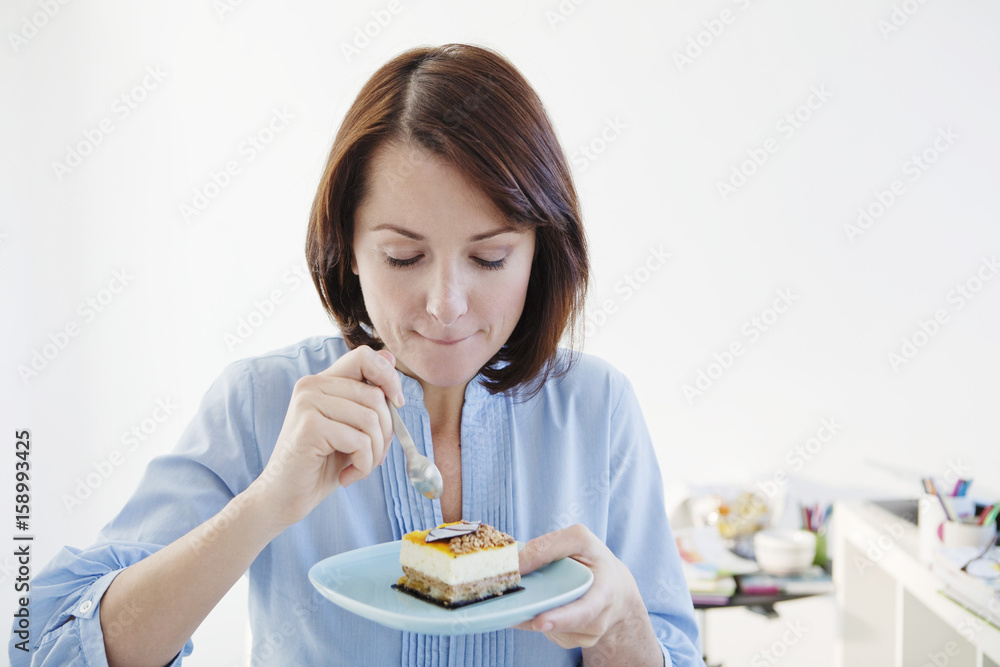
[514,524,661,663]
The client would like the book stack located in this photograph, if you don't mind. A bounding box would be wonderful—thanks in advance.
[931,546,1000,627]
[739,565,835,596]
[675,527,758,605]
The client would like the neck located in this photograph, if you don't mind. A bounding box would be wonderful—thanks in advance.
[421,382,466,435]
[396,361,468,433]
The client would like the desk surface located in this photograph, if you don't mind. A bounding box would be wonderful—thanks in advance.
[693,572,830,610]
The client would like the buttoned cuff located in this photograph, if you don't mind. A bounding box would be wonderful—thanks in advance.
[46,569,192,666]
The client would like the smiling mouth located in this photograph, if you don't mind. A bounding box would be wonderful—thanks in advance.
[424,334,470,345]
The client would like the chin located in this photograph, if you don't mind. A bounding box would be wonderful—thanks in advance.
[408,358,487,388]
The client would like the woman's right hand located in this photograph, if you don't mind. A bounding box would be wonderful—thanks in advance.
[247,345,405,531]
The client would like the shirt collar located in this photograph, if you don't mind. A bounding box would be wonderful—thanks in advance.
[397,370,491,409]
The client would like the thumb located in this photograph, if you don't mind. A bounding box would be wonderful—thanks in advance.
[377,349,396,367]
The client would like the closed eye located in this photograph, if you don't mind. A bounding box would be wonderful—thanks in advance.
[473,257,506,270]
[384,255,507,270]
[385,255,421,268]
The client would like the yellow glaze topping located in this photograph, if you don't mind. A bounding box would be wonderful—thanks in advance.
[403,522,507,557]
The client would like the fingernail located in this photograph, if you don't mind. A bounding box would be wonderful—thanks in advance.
[539,621,554,632]
[397,392,405,407]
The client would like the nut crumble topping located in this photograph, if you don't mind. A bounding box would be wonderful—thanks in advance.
[448,524,515,554]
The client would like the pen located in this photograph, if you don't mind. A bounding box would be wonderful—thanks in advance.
[953,480,963,497]
[927,479,953,521]
[980,503,1000,527]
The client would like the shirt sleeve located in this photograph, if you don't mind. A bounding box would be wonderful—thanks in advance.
[604,378,705,667]
[10,360,262,666]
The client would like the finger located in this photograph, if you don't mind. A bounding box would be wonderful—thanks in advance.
[319,345,404,408]
[321,424,373,487]
[299,379,394,459]
[303,391,381,448]
[289,409,376,489]
[525,585,609,636]
[518,524,600,576]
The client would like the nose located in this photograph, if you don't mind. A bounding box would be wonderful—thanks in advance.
[426,263,468,326]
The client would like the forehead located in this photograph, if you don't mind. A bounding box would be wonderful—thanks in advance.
[357,142,510,233]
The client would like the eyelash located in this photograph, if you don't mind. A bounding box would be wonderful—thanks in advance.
[384,256,507,271]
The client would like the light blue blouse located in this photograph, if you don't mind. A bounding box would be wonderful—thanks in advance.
[13,336,702,666]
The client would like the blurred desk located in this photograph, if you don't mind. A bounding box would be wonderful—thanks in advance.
[695,570,831,666]
[834,500,1000,667]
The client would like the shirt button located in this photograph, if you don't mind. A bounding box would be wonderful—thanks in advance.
[79,600,93,613]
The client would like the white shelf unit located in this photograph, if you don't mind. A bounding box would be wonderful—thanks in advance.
[834,500,1000,667]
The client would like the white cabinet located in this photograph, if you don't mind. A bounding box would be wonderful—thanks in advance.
[835,500,1000,667]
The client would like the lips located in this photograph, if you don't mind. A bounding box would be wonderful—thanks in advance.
[422,333,471,345]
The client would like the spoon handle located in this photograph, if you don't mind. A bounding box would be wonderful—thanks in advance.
[387,402,419,459]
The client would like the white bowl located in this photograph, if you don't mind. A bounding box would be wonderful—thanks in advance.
[754,529,816,575]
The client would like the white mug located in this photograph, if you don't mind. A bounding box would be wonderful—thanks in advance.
[918,493,975,562]
[942,520,997,550]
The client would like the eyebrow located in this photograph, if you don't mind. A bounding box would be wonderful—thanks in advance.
[369,224,519,242]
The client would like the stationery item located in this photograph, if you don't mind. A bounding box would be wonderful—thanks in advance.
[675,527,758,605]
[739,566,834,596]
[919,492,976,563]
[926,479,953,520]
[798,502,832,566]
[942,520,997,550]
[980,503,1000,527]
[688,576,737,606]
[931,545,1000,627]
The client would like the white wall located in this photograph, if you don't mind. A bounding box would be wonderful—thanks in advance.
[3,0,999,664]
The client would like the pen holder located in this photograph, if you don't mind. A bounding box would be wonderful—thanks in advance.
[918,493,975,563]
[942,520,997,550]
[813,528,828,567]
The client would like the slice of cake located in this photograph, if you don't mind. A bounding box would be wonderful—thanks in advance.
[394,520,522,608]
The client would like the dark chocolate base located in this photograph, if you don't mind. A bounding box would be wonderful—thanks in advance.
[391,583,524,609]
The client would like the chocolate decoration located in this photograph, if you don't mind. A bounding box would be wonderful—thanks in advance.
[425,520,481,543]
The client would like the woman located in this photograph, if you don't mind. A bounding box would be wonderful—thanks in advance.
[18,44,702,666]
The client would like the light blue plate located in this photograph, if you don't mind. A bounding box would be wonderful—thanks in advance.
[308,540,593,635]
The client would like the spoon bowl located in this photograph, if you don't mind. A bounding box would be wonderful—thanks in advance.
[387,401,444,500]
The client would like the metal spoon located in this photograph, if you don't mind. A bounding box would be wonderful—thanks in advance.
[387,400,444,500]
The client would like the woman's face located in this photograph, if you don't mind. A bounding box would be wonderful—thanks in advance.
[352,142,536,389]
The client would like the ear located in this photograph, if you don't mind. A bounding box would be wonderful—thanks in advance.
[351,254,359,276]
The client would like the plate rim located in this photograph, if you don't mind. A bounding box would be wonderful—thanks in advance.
[308,539,594,634]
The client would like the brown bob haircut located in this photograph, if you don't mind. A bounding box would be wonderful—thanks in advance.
[306,44,588,396]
